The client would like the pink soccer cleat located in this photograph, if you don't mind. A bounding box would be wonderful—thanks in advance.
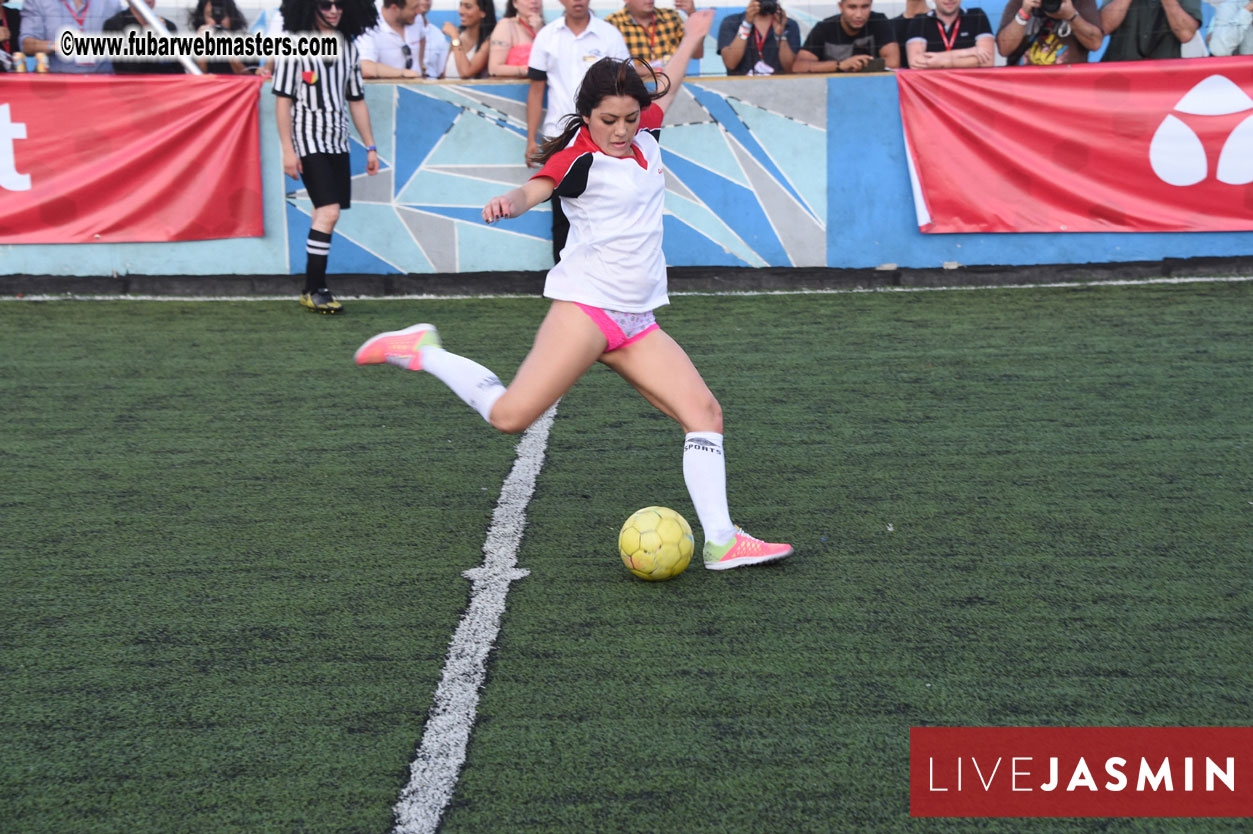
[702,527,793,571]
[354,323,441,370]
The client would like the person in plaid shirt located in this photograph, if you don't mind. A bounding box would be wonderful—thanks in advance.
[606,0,704,69]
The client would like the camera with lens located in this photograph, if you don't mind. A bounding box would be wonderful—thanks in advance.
[758,0,779,16]
[211,2,228,29]
[1037,0,1062,15]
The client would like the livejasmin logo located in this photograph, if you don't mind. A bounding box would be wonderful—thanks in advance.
[910,727,1253,818]
[1150,75,1253,187]
[927,753,1235,793]
[0,104,32,192]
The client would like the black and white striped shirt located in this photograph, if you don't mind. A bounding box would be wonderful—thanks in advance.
[273,38,365,157]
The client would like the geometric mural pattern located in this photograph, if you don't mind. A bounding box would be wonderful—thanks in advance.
[285,77,828,274]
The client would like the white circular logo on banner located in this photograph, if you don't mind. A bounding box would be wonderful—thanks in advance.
[1150,75,1253,187]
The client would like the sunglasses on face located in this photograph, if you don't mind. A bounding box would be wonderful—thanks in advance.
[316,0,341,10]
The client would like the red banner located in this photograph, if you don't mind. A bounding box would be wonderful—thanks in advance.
[911,727,1253,817]
[898,57,1253,234]
[1,75,264,244]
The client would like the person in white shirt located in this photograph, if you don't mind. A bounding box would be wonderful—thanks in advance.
[413,0,449,76]
[524,0,629,259]
[1207,0,1253,55]
[357,0,446,79]
[354,12,795,574]
[525,0,630,167]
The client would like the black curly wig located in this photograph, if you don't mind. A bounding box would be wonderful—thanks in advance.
[280,0,377,40]
[188,0,248,32]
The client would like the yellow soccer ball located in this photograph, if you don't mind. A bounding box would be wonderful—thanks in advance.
[618,506,694,581]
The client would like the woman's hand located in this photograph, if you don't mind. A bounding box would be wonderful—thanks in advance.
[483,195,514,223]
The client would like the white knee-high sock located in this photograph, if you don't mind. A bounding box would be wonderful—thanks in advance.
[683,432,736,545]
[417,346,506,423]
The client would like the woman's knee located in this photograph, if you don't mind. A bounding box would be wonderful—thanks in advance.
[707,395,724,433]
[684,393,723,434]
[487,399,535,435]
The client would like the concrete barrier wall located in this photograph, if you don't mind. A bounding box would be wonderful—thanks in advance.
[5,72,1251,277]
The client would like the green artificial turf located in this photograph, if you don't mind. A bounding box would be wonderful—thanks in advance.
[2,282,1249,834]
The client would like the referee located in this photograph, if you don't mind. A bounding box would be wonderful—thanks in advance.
[275,0,381,314]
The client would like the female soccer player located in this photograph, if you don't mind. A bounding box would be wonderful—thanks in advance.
[274,0,380,314]
[356,10,792,571]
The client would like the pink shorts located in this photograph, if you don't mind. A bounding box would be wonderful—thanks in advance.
[574,303,661,352]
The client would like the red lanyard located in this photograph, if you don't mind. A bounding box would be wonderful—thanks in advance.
[937,13,962,51]
[752,24,766,58]
[631,13,658,60]
[60,0,90,30]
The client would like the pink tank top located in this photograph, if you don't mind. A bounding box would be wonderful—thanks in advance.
[506,43,532,66]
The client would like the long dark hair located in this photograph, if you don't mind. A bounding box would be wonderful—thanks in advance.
[463,0,497,50]
[280,0,377,40]
[188,0,247,32]
[534,58,670,166]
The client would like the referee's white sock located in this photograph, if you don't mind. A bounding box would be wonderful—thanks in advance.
[683,432,736,545]
[419,347,507,424]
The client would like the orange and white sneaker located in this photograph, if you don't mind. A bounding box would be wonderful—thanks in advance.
[354,323,440,370]
[702,527,793,570]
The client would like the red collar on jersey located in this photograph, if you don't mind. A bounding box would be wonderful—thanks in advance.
[569,125,650,170]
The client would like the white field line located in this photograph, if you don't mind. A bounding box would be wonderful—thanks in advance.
[2,275,1251,304]
[392,403,557,834]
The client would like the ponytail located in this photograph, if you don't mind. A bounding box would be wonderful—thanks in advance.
[534,115,585,166]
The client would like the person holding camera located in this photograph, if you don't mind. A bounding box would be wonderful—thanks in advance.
[793,0,899,72]
[996,0,1103,64]
[904,0,995,68]
[716,0,800,75]
[189,0,250,74]
[1099,0,1200,60]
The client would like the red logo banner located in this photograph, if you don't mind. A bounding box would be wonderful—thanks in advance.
[1,75,264,244]
[911,727,1253,817]
[898,57,1253,234]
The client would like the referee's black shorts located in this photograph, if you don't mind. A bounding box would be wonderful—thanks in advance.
[300,152,352,209]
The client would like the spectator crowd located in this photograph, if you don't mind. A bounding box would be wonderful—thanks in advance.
[3,0,1248,75]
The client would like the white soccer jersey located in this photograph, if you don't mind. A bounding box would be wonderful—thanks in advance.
[272,40,365,157]
[532,104,668,313]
